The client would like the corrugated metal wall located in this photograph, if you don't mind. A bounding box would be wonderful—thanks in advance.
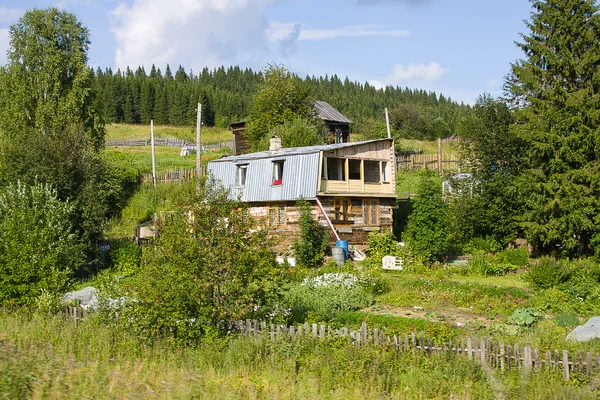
[208,153,320,202]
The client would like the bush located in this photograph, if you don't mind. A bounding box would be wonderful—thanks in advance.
[110,239,142,277]
[467,255,520,276]
[508,307,543,327]
[403,176,450,261]
[293,199,329,268]
[525,257,570,289]
[496,247,529,267]
[0,182,84,306]
[282,272,373,322]
[116,179,287,343]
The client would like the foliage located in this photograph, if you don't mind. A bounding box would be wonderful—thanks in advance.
[263,117,325,148]
[0,8,103,148]
[496,247,529,267]
[524,257,570,290]
[282,272,373,322]
[115,179,286,342]
[403,175,449,261]
[554,313,581,329]
[292,199,329,268]
[505,0,600,255]
[333,311,458,342]
[0,8,122,252]
[507,307,543,327]
[467,255,519,277]
[0,182,83,306]
[378,276,532,317]
[245,65,315,151]
[109,239,141,277]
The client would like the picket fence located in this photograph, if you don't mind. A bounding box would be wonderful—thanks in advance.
[63,306,597,382]
[106,138,233,151]
[396,153,462,172]
[139,167,206,184]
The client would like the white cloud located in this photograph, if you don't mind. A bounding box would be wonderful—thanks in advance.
[370,62,448,88]
[0,28,9,66]
[268,21,410,41]
[110,0,276,71]
[0,6,23,25]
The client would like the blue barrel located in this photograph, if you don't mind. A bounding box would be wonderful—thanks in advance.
[336,240,349,259]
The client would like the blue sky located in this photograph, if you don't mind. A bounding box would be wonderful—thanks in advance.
[0,0,533,104]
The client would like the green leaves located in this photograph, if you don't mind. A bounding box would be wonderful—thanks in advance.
[0,182,83,306]
[504,0,600,255]
[293,199,329,268]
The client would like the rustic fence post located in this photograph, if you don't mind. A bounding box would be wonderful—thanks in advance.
[373,328,379,345]
[361,322,367,346]
[524,345,532,371]
[253,320,258,338]
[467,338,472,361]
[563,350,570,381]
[319,324,326,339]
[312,324,318,338]
[534,348,541,371]
[586,352,593,377]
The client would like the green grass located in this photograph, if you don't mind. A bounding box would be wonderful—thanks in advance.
[377,274,532,318]
[104,146,231,174]
[1,310,595,399]
[105,123,231,144]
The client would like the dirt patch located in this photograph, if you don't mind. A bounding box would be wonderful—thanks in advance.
[365,304,502,327]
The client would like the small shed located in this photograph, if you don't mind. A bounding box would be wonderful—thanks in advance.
[313,101,353,144]
[230,121,250,156]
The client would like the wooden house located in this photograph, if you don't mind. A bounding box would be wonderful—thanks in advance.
[208,137,396,251]
[229,101,353,156]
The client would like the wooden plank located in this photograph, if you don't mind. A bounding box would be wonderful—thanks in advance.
[253,320,258,337]
[320,324,326,339]
[524,346,532,371]
[270,324,275,340]
[373,328,379,345]
[586,352,593,377]
[514,344,520,368]
[411,333,416,350]
[312,324,318,338]
[555,350,560,371]
[563,350,570,381]
[467,338,472,361]
[534,348,541,371]
[507,345,512,371]
[362,322,367,346]
[545,350,552,371]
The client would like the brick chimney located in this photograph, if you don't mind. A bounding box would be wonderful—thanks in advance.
[269,136,282,151]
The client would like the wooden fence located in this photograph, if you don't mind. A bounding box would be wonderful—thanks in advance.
[62,306,599,382]
[397,153,462,172]
[233,320,598,381]
[139,167,206,184]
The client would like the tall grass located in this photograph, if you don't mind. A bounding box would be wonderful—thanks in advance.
[1,310,592,399]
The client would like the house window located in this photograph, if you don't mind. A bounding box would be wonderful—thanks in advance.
[326,157,346,181]
[363,199,379,225]
[364,160,381,183]
[334,198,351,221]
[382,161,389,182]
[272,160,284,185]
[268,203,286,226]
[348,159,361,180]
[235,164,248,186]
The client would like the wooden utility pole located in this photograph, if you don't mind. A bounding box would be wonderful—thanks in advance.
[151,120,157,187]
[385,107,391,139]
[437,137,443,176]
[196,103,202,178]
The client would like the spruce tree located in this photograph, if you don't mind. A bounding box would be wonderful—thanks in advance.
[506,0,600,254]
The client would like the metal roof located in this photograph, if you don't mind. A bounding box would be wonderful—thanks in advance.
[313,101,353,124]
[209,139,391,163]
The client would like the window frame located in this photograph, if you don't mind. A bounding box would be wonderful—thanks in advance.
[363,199,379,226]
[333,198,352,222]
[268,202,286,227]
[235,164,248,187]
[272,160,284,186]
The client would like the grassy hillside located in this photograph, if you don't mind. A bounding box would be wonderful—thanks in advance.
[106,123,231,144]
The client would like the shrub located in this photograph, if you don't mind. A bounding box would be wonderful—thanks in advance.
[496,247,529,267]
[0,182,84,306]
[525,257,570,289]
[508,307,543,327]
[117,179,287,343]
[293,199,329,268]
[403,176,450,261]
[110,239,141,277]
[467,255,520,276]
[282,272,373,321]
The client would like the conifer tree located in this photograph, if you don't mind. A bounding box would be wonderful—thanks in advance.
[506,0,600,254]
